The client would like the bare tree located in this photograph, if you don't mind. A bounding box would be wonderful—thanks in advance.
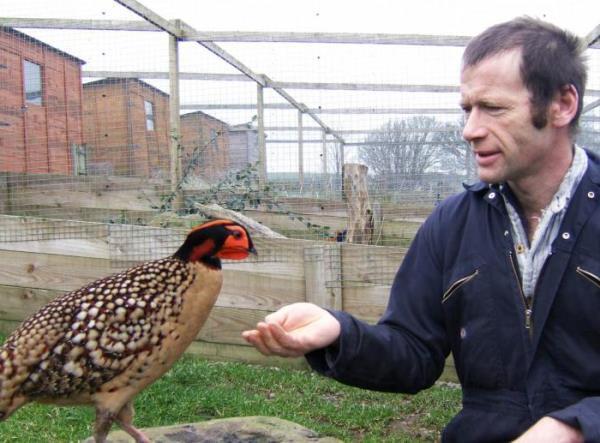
[359,116,471,190]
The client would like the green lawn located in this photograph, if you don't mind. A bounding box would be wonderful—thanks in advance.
[0,352,461,442]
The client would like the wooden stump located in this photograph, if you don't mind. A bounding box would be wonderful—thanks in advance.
[342,163,373,244]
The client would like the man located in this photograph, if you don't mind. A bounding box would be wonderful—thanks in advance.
[243,17,599,442]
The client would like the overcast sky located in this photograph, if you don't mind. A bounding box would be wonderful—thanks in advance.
[2,0,599,172]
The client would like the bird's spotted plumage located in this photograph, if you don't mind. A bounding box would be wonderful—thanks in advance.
[0,219,255,442]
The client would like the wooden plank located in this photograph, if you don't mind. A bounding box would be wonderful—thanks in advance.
[0,238,110,259]
[19,188,160,212]
[0,17,157,31]
[168,33,184,211]
[0,18,470,46]
[304,244,342,310]
[107,224,185,263]
[342,243,404,285]
[83,71,250,81]
[186,341,308,370]
[0,285,60,322]
[114,0,184,37]
[257,83,267,185]
[198,307,268,345]
[180,30,472,47]
[219,268,305,311]
[0,250,113,292]
[584,23,600,48]
[180,103,463,114]
[342,285,390,322]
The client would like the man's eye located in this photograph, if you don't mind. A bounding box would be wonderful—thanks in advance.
[483,104,503,112]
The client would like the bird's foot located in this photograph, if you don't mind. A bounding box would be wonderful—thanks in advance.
[116,418,151,443]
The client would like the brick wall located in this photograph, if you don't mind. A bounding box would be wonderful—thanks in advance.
[82,78,170,178]
[180,111,230,182]
[0,28,84,175]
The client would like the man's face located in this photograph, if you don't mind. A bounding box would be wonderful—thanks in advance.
[460,49,554,185]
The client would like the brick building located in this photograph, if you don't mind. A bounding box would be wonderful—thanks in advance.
[180,110,230,182]
[0,27,85,175]
[82,78,170,178]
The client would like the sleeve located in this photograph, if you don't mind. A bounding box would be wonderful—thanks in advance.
[547,398,600,442]
[306,208,451,394]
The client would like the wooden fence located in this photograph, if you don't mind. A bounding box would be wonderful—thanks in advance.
[0,214,457,381]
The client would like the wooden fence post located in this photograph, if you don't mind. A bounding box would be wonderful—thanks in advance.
[343,163,373,244]
[256,83,267,187]
[304,243,342,310]
[168,32,183,211]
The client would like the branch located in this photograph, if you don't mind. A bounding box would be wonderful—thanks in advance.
[193,202,287,238]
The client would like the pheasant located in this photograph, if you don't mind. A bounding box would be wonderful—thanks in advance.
[0,219,256,442]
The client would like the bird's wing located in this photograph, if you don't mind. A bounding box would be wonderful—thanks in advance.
[5,258,194,400]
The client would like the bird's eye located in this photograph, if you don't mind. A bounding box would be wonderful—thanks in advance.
[232,230,242,239]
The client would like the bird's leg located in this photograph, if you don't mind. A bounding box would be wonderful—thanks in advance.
[115,401,151,443]
[93,407,115,443]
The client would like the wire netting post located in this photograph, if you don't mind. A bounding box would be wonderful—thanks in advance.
[298,110,304,190]
[256,83,266,187]
[168,33,183,211]
[322,130,327,175]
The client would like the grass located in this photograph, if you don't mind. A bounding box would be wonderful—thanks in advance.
[0,348,461,442]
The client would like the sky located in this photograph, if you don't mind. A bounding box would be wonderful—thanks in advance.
[2,0,599,172]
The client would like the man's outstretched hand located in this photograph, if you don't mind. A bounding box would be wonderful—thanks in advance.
[242,302,341,358]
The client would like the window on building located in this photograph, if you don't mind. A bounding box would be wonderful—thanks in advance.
[144,100,155,131]
[23,60,42,105]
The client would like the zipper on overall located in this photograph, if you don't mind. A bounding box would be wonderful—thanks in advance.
[508,250,533,335]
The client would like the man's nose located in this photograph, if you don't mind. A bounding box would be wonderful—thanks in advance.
[462,109,487,142]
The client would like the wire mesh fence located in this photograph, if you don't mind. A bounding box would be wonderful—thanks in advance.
[0,0,598,302]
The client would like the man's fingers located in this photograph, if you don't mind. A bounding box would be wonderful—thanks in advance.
[242,329,273,356]
[267,321,302,350]
[256,322,296,357]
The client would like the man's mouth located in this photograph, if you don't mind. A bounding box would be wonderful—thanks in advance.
[475,150,501,166]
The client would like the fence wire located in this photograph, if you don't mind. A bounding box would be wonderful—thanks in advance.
[0,1,598,291]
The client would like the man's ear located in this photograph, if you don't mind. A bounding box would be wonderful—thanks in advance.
[549,84,579,128]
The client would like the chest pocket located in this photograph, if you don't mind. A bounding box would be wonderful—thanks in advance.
[576,265,600,290]
[544,253,600,388]
[442,269,480,304]
[441,258,506,388]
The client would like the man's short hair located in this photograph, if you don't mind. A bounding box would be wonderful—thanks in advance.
[463,17,587,132]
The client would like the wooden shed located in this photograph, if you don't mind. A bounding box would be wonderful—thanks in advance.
[228,123,259,172]
[0,27,85,175]
[82,78,170,178]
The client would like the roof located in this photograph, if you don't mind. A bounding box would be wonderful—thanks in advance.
[82,77,169,98]
[1,27,86,65]
[180,109,228,126]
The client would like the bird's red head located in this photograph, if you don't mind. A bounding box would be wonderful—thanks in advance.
[173,219,256,267]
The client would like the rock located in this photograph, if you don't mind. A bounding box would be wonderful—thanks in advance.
[83,416,342,442]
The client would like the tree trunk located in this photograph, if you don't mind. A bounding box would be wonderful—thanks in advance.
[343,163,373,244]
